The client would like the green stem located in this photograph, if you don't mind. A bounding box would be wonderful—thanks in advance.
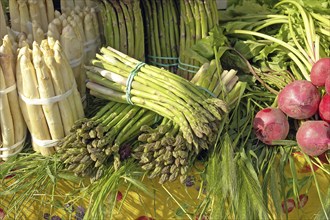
[232,29,312,72]
[108,0,120,50]
[111,0,127,54]
[119,0,134,57]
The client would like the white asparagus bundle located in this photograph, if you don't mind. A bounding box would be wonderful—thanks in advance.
[0,66,15,159]
[0,0,7,44]
[32,21,44,44]
[45,0,55,22]
[16,39,84,155]
[9,0,21,31]
[45,6,101,102]
[28,0,43,32]
[74,0,86,9]
[0,36,27,160]
[61,0,98,13]
[53,40,84,119]
[83,8,99,62]
[17,0,31,35]
[16,43,52,154]
[38,0,49,32]
[9,0,56,41]
[61,0,75,14]
[32,41,65,140]
[60,20,85,99]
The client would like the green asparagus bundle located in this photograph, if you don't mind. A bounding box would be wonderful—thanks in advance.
[16,39,84,156]
[133,60,243,184]
[178,0,219,80]
[0,35,27,161]
[56,101,159,181]
[100,0,144,61]
[86,46,229,153]
[141,0,180,73]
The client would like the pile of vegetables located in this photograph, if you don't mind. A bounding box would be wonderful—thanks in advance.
[133,60,242,184]
[0,0,329,219]
[141,0,180,72]
[177,0,219,79]
[223,0,330,157]
[86,47,229,152]
[100,0,144,61]
[0,0,7,43]
[57,101,158,181]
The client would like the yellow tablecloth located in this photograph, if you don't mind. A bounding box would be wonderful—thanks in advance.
[1,154,329,220]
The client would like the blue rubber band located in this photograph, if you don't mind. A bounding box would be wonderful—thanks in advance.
[149,60,178,67]
[126,62,146,105]
[198,86,216,98]
[147,55,179,60]
[178,58,200,69]
[177,65,199,73]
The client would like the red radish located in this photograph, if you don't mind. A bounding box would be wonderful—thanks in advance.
[116,191,123,201]
[293,152,329,173]
[253,107,289,144]
[278,80,321,119]
[281,199,295,213]
[319,94,330,123]
[0,208,4,219]
[296,121,330,156]
[325,76,330,94]
[195,214,209,220]
[310,58,330,86]
[297,194,308,209]
[135,216,154,220]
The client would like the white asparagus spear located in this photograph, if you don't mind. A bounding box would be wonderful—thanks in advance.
[0,65,15,159]
[45,0,55,22]
[9,0,21,31]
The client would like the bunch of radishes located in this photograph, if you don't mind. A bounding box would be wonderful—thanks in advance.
[253,58,330,157]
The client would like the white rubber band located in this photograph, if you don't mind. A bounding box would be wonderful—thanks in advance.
[84,38,97,53]
[69,55,84,68]
[32,136,60,148]
[0,135,26,151]
[0,135,26,158]
[0,84,16,95]
[19,82,76,105]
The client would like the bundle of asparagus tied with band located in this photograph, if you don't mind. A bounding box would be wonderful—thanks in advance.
[133,60,243,184]
[61,0,97,14]
[141,0,180,73]
[57,55,242,183]
[100,0,144,61]
[86,46,229,157]
[56,102,159,181]
[16,38,84,156]
[0,35,27,161]
[178,0,219,80]
[8,0,55,40]
[47,6,101,101]
[0,0,8,44]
